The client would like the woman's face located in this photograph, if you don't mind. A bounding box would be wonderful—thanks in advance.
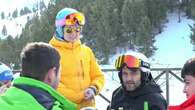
[63,25,82,43]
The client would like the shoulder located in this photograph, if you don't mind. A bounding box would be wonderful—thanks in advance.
[0,87,44,109]
[146,93,167,110]
[81,44,95,58]
[112,86,123,98]
[145,92,166,102]
[81,44,92,52]
[110,86,124,107]
[185,104,195,110]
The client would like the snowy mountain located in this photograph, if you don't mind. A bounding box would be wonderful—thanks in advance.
[0,13,34,39]
[0,0,49,39]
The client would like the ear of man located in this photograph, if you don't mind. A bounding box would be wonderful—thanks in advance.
[44,67,57,86]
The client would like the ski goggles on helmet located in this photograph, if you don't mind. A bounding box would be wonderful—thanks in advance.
[115,55,150,71]
[64,26,82,33]
[65,13,85,26]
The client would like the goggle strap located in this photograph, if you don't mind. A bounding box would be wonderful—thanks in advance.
[115,55,124,70]
[140,60,150,69]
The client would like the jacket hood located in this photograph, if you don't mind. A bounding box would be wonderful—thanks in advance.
[49,36,81,50]
[13,77,77,110]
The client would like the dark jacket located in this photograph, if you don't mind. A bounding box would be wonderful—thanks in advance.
[108,82,167,110]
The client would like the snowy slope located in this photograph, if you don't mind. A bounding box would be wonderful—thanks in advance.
[0,13,34,39]
[0,0,50,39]
[151,12,195,68]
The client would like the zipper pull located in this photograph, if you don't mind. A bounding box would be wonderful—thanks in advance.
[144,101,149,110]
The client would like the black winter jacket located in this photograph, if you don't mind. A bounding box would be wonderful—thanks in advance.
[108,82,167,110]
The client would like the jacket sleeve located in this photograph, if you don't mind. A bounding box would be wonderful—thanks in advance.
[88,48,105,94]
[168,106,182,110]
[57,83,84,103]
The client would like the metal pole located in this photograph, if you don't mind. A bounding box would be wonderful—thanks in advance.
[166,70,169,105]
[99,93,111,103]
[154,71,166,81]
[169,71,184,83]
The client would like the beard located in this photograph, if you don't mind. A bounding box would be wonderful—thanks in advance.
[51,76,60,89]
[124,80,141,91]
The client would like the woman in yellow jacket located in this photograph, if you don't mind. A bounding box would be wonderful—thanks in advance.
[49,8,105,109]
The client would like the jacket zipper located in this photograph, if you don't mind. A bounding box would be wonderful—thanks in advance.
[80,60,84,80]
[71,43,82,91]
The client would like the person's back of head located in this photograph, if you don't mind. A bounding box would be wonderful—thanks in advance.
[20,42,60,88]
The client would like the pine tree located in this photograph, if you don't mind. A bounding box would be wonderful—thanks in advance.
[121,0,156,57]
[191,0,195,18]
[12,9,18,18]
[144,0,168,33]
[81,0,121,63]
[1,12,5,19]
[2,25,7,36]
[190,24,195,50]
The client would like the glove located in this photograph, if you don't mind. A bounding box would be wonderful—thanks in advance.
[0,85,8,94]
[80,107,97,110]
[84,87,96,100]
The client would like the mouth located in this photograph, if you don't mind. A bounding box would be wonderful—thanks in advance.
[126,81,135,84]
[186,94,189,98]
[70,36,79,39]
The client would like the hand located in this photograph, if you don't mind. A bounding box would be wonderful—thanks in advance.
[80,106,97,110]
[0,85,8,94]
[84,88,95,100]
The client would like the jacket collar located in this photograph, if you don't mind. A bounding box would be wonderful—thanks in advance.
[181,94,195,108]
[49,36,81,49]
[13,77,77,110]
[122,81,162,98]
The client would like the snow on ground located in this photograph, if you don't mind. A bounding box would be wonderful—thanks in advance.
[151,12,195,68]
[0,0,50,39]
[0,13,34,39]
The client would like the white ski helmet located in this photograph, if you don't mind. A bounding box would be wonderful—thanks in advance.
[115,51,150,73]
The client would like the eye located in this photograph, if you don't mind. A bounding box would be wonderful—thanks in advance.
[184,81,190,85]
[65,28,73,33]
[122,71,128,76]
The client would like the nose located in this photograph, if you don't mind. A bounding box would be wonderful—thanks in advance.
[71,31,80,36]
[183,85,187,93]
[126,74,134,81]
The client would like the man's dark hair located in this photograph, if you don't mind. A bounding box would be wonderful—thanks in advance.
[20,42,60,81]
[181,57,195,78]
